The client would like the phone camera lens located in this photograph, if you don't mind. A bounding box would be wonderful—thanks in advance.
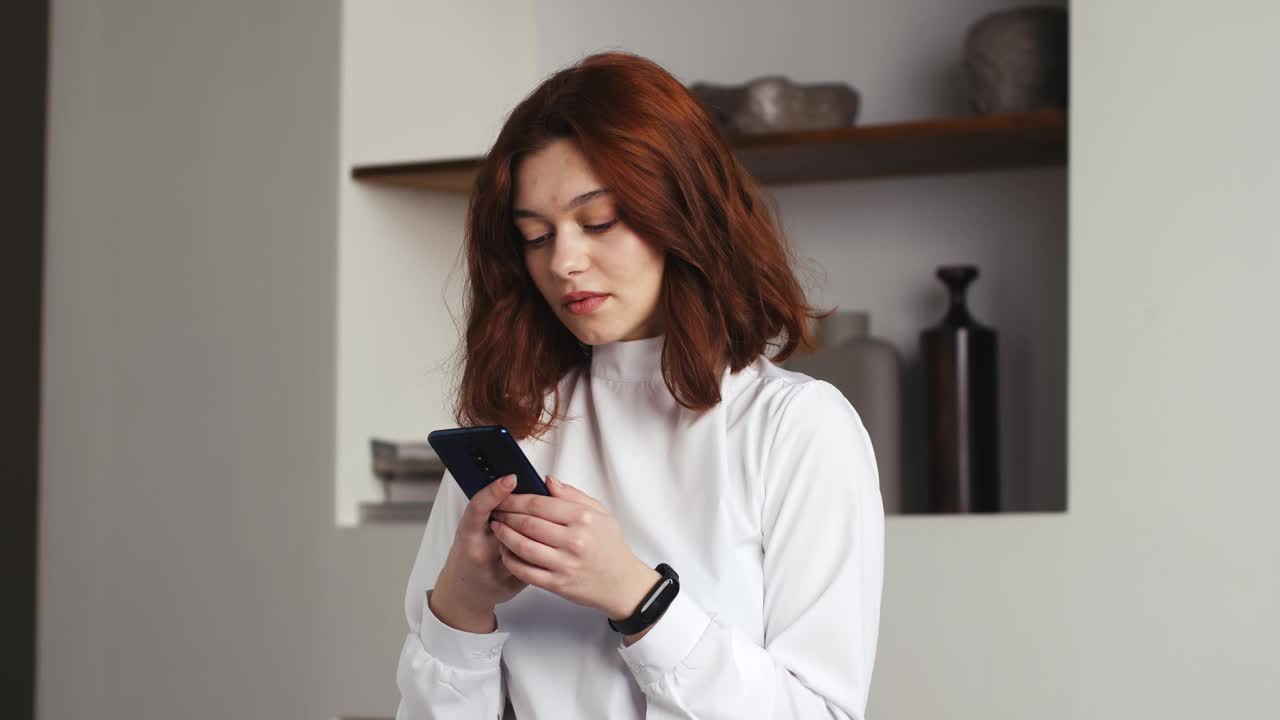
[467,447,494,473]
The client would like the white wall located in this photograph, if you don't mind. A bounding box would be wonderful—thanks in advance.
[335,0,536,524]
[1067,1,1279,713]
[39,1,390,717]
[39,1,1279,719]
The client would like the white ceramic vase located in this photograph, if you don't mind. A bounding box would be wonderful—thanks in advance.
[785,311,903,513]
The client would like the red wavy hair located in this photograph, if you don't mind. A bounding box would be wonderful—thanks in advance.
[454,51,826,439]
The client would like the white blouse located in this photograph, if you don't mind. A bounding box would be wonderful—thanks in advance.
[396,334,884,719]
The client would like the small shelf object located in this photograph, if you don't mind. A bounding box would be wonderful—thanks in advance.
[351,110,1066,193]
[361,438,444,525]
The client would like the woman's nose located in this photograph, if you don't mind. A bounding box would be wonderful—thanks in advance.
[549,228,590,278]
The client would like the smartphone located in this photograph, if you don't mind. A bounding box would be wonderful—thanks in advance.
[427,425,550,500]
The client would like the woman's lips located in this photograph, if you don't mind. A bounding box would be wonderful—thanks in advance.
[565,294,608,315]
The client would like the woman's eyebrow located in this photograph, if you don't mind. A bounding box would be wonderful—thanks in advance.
[513,188,611,220]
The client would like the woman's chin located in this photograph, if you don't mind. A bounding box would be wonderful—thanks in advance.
[558,305,660,347]
[567,323,626,348]
[572,328,612,347]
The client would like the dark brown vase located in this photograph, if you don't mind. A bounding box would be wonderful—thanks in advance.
[922,266,1000,512]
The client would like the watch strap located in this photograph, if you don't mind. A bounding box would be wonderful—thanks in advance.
[608,563,680,635]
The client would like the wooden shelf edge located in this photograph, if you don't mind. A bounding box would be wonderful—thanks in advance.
[729,109,1066,150]
[350,109,1067,193]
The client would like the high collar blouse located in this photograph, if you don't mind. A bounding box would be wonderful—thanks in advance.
[396,334,884,719]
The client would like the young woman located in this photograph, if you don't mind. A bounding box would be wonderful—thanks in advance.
[396,52,884,720]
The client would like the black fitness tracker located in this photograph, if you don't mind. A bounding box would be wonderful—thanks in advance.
[608,563,680,635]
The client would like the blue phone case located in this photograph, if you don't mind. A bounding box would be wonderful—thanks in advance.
[427,425,550,500]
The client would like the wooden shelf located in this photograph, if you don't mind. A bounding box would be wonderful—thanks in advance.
[351,110,1067,193]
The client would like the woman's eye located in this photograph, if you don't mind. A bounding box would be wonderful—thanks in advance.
[523,219,615,248]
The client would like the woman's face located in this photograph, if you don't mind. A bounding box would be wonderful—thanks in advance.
[513,138,665,346]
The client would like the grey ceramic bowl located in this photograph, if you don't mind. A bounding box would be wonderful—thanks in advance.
[690,76,860,135]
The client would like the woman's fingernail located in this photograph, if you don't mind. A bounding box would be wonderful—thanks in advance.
[546,475,556,487]
[503,475,516,489]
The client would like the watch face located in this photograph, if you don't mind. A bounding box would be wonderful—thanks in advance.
[638,576,677,616]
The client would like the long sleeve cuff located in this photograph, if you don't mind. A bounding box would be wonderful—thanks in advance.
[616,591,712,688]
[418,590,510,672]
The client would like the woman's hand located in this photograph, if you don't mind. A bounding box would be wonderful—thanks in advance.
[491,476,661,622]
[430,475,529,633]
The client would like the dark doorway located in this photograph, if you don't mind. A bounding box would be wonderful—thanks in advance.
[2,1,50,718]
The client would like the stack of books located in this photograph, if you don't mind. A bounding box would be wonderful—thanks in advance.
[358,438,447,524]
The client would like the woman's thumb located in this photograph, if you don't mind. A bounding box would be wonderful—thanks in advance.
[546,475,578,498]
[546,475,605,510]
